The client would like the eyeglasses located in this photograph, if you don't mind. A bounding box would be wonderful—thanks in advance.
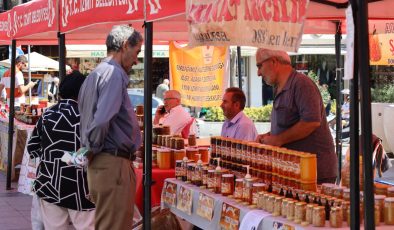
[164,97,177,101]
[256,58,273,69]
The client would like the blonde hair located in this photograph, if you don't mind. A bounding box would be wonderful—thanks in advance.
[256,48,291,65]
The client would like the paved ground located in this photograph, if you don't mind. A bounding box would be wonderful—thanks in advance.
[0,173,32,230]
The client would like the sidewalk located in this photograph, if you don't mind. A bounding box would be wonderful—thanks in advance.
[0,172,32,230]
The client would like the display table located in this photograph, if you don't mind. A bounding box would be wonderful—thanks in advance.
[162,178,394,230]
[0,118,34,182]
[134,167,175,212]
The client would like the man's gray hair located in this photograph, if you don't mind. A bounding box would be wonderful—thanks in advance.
[106,25,143,52]
[15,55,27,64]
[256,48,291,65]
[165,90,181,100]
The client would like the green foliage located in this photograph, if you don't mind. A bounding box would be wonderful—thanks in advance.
[307,71,331,106]
[371,85,394,103]
[330,99,337,115]
[205,104,272,122]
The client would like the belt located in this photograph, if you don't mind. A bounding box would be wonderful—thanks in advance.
[104,149,136,161]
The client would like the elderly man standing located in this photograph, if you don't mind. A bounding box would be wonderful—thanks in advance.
[78,25,143,229]
[255,48,337,184]
[220,87,257,141]
[156,78,169,100]
[153,89,194,137]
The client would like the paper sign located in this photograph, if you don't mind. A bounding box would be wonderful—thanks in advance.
[219,202,240,230]
[162,181,177,208]
[177,185,193,215]
[196,192,215,221]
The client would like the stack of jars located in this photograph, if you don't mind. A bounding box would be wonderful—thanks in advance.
[209,137,317,192]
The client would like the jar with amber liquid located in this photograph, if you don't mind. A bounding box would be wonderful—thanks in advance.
[234,178,244,200]
[375,195,386,223]
[207,170,216,190]
[343,188,350,201]
[384,197,394,225]
[221,174,234,196]
[273,196,283,216]
[281,198,289,217]
[221,139,227,160]
[186,163,195,183]
[175,160,183,180]
[213,170,224,194]
[286,200,295,221]
[306,204,317,224]
[312,206,326,227]
[388,187,394,197]
[329,206,342,228]
[294,202,307,224]
[333,187,344,199]
[202,167,209,187]
[216,137,222,158]
[266,195,276,213]
[243,178,254,204]
[252,183,266,205]
[210,137,217,158]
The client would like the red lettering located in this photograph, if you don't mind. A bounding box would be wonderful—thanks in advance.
[261,0,272,21]
[279,0,290,22]
[229,0,240,20]
[290,0,298,23]
[187,4,203,23]
[251,0,262,21]
[218,0,234,22]
[244,0,252,20]
[298,0,307,23]
[272,0,280,22]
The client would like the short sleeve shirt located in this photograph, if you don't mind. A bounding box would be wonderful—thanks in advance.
[271,70,337,179]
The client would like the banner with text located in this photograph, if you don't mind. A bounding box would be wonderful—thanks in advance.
[186,0,309,52]
[145,0,185,21]
[169,42,229,107]
[369,21,394,66]
[12,0,58,39]
[60,0,144,33]
[0,12,12,42]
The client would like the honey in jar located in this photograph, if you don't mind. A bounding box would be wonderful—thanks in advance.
[384,197,394,225]
[375,205,381,226]
[329,206,343,228]
[186,148,198,162]
[221,174,234,196]
[294,202,307,224]
[207,169,216,190]
[306,204,317,224]
[234,178,243,200]
[388,187,394,197]
[286,200,295,221]
[332,187,344,199]
[175,160,183,180]
[188,134,196,146]
[173,149,186,162]
[186,163,195,183]
[210,137,217,158]
[157,149,171,169]
[252,183,266,205]
[312,206,325,227]
[243,178,254,204]
[281,198,289,217]
[273,196,283,216]
[266,195,276,213]
[343,188,350,201]
[214,170,224,194]
[198,147,209,163]
[375,195,386,222]
[202,167,209,186]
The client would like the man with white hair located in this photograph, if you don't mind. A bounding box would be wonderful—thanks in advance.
[153,89,195,137]
[48,76,60,102]
[155,78,169,100]
[255,48,337,184]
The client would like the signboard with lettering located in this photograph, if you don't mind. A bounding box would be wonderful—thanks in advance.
[169,41,229,107]
[12,0,57,39]
[186,0,309,52]
[145,0,184,22]
[369,21,394,65]
[162,181,177,208]
[196,192,215,221]
[0,12,12,42]
[176,185,193,215]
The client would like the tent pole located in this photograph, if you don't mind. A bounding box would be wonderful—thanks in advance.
[58,32,66,81]
[6,40,16,190]
[356,0,375,228]
[28,46,31,105]
[334,21,342,184]
[143,21,153,230]
[237,46,242,89]
[349,1,360,229]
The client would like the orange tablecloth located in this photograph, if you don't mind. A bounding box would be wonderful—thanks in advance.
[134,167,175,212]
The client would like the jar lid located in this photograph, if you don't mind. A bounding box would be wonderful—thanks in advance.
[158,149,171,153]
[385,197,394,202]
[295,202,306,206]
[313,206,325,210]
[174,149,186,152]
[275,196,283,200]
[375,195,386,200]
[175,160,182,163]
[208,169,215,173]
[252,183,266,187]
[388,187,394,191]
[222,174,234,178]
[344,188,350,193]
[307,203,318,207]
[235,178,244,182]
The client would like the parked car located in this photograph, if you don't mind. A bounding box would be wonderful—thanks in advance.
[127,89,163,115]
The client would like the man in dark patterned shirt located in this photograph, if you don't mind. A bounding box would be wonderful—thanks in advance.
[28,71,95,229]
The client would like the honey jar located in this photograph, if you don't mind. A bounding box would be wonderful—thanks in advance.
[221,174,234,196]
[207,169,216,190]
[273,196,283,216]
[186,148,198,162]
[175,160,183,180]
[375,195,386,222]
[234,178,244,200]
[252,183,266,205]
[198,147,209,163]
[343,188,350,201]
[281,198,289,217]
[162,125,170,135]
[157,149,172,169]
[262,193,270,211]
[256,192,265,209]
[329,206,343,228]
[188,134,196,146]
[375,205,381,226]
[294,202,307,224]
[306,204,317,224]
[286,200,295,221]
[202,167,209,186]
[186,163,195,183]
[173,149,186,162]
[213,170,225,194]
[243,178,254,204]
[266,195,276,213]
[388,187,394,197]
[312,206,325,227]
[175,138,185,150]
[384,197,394,225]
[332,187,344,199]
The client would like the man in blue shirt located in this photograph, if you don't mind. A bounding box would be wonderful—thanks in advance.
[220,87,257,141]
[78,25,143,229]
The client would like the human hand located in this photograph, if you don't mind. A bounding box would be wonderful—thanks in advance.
[28,81,37,88]
[260,135,283,147]
[256,132,270,143]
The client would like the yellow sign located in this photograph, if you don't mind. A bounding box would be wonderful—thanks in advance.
[369,21,394,65]
[169,42,229,107]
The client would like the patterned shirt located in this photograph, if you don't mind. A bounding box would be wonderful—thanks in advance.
[27,99,95,211]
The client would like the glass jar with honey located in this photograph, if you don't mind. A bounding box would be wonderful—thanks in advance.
[384,197,394,225]
[221,174,234,196]
[312,206,326,227]
[329,206,343,228]
[234,178,244,200]
[294,202,307,224]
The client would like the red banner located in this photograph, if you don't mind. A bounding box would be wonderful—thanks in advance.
[12,0,58,39]
[60,0,144,33]
[0,12,12,42]
[145,0,185,21]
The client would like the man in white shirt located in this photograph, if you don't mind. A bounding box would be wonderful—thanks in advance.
[153,90,195,136]
[0,55,36,109]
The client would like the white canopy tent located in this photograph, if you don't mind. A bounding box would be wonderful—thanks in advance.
[0,52,70,72]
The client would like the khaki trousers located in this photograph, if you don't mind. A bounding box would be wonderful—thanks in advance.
[39,199,95,230]
[87,153,136,230]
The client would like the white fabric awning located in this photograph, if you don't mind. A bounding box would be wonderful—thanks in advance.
[66,45,170,58]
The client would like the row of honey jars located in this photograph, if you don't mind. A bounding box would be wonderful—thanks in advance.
[210,137,317,182]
